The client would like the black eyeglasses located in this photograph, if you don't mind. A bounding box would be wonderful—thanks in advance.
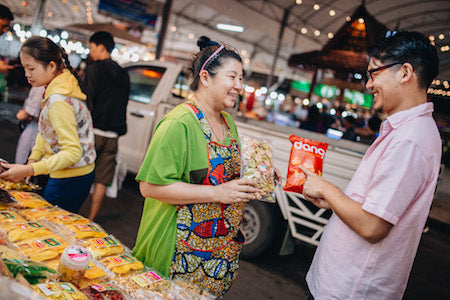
[366,62,403,81]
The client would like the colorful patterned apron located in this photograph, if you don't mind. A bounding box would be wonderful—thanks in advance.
[169,101,244,297]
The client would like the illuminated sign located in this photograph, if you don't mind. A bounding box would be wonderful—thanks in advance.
[344,89,373,108]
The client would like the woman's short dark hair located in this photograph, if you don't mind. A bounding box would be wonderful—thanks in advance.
[367,31,439,89]
[189,36,242,91]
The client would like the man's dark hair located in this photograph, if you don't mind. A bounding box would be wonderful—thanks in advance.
[89,31,115,53]
[367,31,439,89]
[0,4,14,21]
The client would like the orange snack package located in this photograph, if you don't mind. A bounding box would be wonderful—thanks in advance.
[283,135,328,194]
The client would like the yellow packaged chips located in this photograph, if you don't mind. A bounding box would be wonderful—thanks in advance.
[34,282,87,300]
[16,234,69,263]
[82,236,124,259]
[0,221,53,243]
[7,191,51,209]
[0,210,27,224]
[100,254,144,276]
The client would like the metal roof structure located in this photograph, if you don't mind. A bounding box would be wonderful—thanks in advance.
[3,0,450,80]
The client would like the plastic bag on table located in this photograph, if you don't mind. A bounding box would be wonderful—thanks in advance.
[240,134,276,202]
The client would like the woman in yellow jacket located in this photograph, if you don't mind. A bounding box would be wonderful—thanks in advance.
[0,36,96,213]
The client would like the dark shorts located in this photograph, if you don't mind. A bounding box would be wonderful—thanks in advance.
[44,171,94,213]
[94,135,118,185]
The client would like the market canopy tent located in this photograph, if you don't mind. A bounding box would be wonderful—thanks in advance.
[288,4,388,75]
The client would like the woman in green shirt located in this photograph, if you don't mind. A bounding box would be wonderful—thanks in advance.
[133,36,259,297]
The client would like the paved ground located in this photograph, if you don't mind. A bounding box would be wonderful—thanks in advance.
[1,101,449,299]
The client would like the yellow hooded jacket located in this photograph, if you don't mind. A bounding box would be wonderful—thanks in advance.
[29,69,96,178]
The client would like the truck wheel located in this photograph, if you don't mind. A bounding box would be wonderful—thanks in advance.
[240,201,283,260]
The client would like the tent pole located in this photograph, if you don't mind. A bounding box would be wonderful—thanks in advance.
[30,0,47,35]
[265,7,290,88]
[156,0,173,60]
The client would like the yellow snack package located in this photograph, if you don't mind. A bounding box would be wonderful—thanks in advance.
[77,261,108,289]
[16,234,70,263]
[21,206,68,220]
[0,210,27,224]
[64,223,108,240]
[82,236,124,259]
[7,191,52,209]
[46,213,90,225]
[0,179,39,192]
[84,261,106,280]
[0,221,53,243]
[34,282,87,300]
[0,244,26,260]
[100,254,144,276]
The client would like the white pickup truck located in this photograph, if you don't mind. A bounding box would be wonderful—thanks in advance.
[118,60,370,258]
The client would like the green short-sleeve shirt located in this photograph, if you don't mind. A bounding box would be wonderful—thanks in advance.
[132,103,239,276]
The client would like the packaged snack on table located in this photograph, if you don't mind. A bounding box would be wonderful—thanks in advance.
[283,135,329,194]
[99,253,144,276]
[240,134,276,202]
[0,221,53,243]
[171,278,216,300]
[21,206,68,220]
[15,234,70,263]
[113,269,170,300]
[0,178,40,192]
[77,261,109,289]
[63,222,108,241]
[82,236,124,259]
[34,282,88,300]
[57,245,91,285]
[45,212,90,226]
[3,258,57,284]
[7,190,51,209]
[80,282,127,300]
[0,243,26,260]
[0,210,27,223]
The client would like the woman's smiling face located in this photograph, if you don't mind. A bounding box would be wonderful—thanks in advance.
[208,58,244,110]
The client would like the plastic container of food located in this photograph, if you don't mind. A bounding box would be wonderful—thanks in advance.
[57,245,90,284]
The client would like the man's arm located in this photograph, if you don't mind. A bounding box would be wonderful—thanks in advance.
[299,166,393,244]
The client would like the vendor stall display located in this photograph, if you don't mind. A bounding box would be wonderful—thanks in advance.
[0,183,216,299]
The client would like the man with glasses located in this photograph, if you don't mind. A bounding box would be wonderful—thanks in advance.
[0,4,14,74]
[300,31,441,299]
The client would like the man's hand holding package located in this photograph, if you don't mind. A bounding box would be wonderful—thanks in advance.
[298,165,331,210]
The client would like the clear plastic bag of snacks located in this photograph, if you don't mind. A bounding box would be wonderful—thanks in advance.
[0,210,27,224]
[34,282,87,300]
[20,206,68,221]
[15,234,70,263]
[99,253,144,277]
[61,222,108,241]
[113,269,168,300]
[80,282,129,300]
[77,261,111,290]
[171,278,216,300]
[240,134,276,202]
[283,135,329,194]
[2,258,58,284]
[82,235,124,259]
[7,190,51,208]
[0,220,53,243]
